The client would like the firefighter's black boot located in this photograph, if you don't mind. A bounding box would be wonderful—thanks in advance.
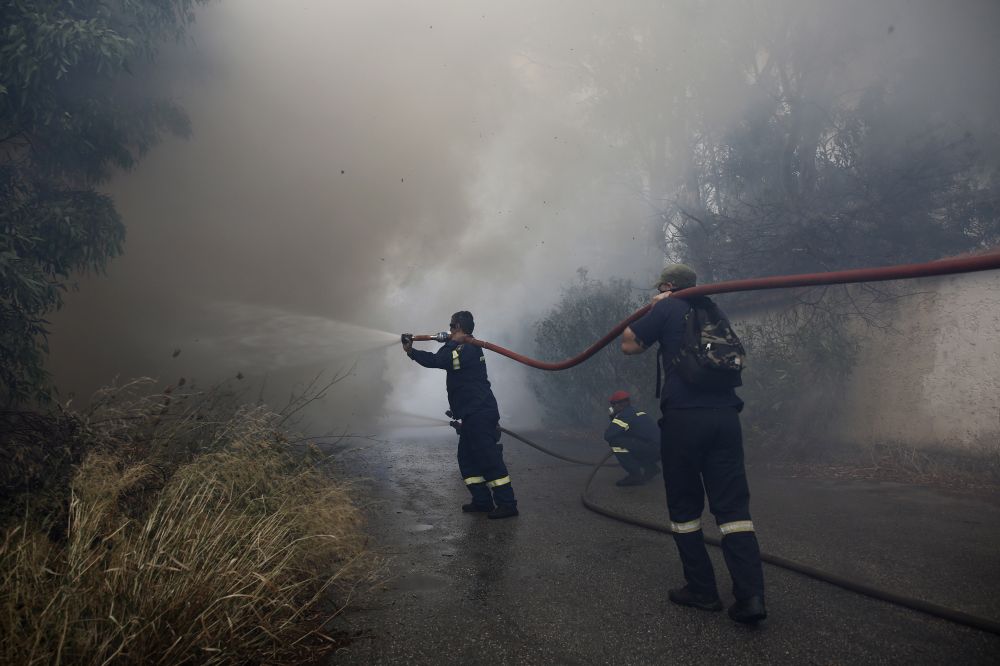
[668,585,723,612]
[462,502,494,513]
[615,474,645,487]
[487,503,519,519]
[728,596,767,624]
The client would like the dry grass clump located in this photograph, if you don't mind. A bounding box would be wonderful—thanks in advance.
[0,381,377,664]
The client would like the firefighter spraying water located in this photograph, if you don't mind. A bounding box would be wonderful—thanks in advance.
[401,311,519,519]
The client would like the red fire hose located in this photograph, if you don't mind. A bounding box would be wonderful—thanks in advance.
[455,251,1000,370]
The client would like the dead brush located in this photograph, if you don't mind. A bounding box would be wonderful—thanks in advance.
[0,385,378,665]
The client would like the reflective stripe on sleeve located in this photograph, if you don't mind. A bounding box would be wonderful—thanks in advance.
[611,447,630,453]
[719,520,755,535]
[611,418,630,430]
[452,350,461,370]
[486,476,511,488]
[464,476,486,485]
[636,411,646,416]
[670,519,702,534]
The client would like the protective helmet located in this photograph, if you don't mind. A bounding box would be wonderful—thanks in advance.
[608,390,631,403]
[658,264,697,290]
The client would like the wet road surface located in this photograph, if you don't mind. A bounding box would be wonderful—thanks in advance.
[333,429,1000,664]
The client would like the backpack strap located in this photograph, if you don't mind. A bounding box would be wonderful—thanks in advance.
[655,349,662,399]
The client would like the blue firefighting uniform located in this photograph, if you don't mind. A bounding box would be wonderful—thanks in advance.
[603,405,661,476]
[630,297,765,602]
[408,340,517,509]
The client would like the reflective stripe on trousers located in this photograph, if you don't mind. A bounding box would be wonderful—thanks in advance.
[670,518,702,534]
[719,520,754,535]
[486,475,511,488]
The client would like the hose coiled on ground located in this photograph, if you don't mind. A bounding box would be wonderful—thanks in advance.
[497,427,1000,636]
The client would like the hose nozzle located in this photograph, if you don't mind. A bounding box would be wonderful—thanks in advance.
[402,332,450,343]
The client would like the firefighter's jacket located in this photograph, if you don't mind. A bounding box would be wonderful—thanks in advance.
[408,340,499,419]
[604,405,659,453]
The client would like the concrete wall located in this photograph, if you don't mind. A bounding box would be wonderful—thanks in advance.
[834,271,1000,453]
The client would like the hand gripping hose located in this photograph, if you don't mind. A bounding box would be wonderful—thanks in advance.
[461,251,1000,369]
[497,427,1000,636]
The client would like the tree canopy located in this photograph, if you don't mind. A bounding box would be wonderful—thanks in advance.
[558,2,1000,283]
[1,0,207,405]
[527,0,1000,431]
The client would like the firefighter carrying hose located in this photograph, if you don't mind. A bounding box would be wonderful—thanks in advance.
[401,310,519,519]
[603,390,661,486]
[621,264,767,624]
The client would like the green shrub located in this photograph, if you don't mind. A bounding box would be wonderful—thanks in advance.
[531,271,657,427]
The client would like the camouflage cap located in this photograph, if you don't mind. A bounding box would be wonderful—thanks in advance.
[658,264,697,289]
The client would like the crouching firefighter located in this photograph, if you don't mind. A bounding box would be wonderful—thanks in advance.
[604,390,661,487]
[402,310,519,519]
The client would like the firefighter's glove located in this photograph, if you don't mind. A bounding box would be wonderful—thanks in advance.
[449,420,462,433]
[445,410,454,419]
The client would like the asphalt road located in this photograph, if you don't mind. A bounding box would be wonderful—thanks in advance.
[331,428,1000,665]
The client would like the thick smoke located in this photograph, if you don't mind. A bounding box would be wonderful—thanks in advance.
[47,0,1000,432]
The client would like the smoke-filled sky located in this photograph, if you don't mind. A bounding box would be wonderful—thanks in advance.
[47,0,1000,431]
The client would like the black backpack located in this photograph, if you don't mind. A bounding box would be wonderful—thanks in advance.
[657,296,745,393]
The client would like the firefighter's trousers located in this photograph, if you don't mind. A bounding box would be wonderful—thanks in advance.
[612,439,660,477]
[660,407,765,601]
[457,411,517,508]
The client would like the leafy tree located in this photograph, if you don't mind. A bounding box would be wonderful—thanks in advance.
[527,1,1000,444]
[665,64,1000,287]
[1,0,207,406]
[657,5,1000,446]
[530,270,657,427]
[546,1,1000,282]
